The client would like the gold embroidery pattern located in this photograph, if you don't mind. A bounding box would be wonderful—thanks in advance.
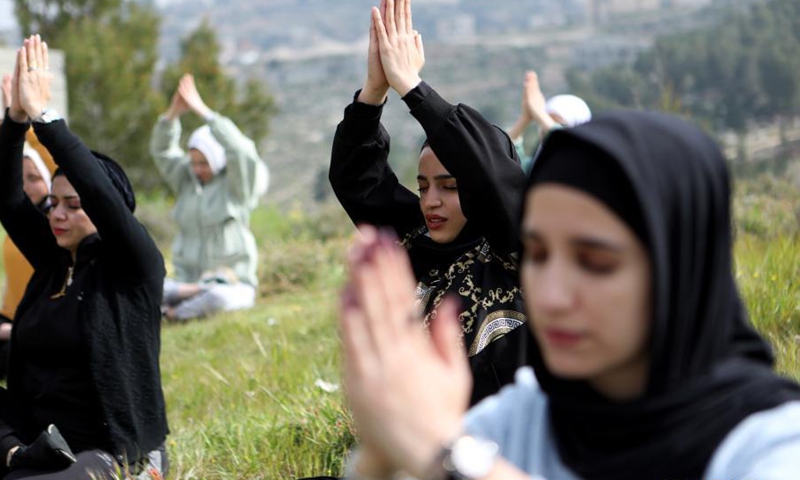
[468,310,527,356]
[403,230,526,355]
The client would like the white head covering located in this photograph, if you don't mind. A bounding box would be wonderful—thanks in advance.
[187,125,227,175]
[22,145,52,191]
[545,94,592,127]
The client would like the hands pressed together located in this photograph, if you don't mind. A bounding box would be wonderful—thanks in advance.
[522,71,556,132]
[358,0,425,105]
[340,225,471,478]
[165,73,214,121]
[5,34,53,124]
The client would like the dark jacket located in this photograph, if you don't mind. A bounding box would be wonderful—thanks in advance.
[329,83,528,405]
[0,112,168,463]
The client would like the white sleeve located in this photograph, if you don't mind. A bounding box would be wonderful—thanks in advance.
[704,401,800,480]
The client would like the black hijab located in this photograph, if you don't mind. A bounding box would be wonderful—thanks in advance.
[53,151,136,213]
[523,111,800,480]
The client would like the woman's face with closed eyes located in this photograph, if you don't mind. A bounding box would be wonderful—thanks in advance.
[520,184,652,400]
[47,175,98,258]
[417,146,467,244]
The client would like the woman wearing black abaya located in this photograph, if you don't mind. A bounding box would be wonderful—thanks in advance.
[0,35,168,480]
[330,0,527,406]
[338,110,800,480]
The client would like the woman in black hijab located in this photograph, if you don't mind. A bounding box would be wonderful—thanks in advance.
[330,0,527,406]
[0,35,168,479]
[338,110,800,480]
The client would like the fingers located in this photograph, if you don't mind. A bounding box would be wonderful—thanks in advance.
[42,40,49,72]
[18,44,28,74]
[34,35,44,71]
[339,283,374,377]
[376,228,417,322]
[1,76,9,110]
[405,0,413,33]
[396,0,406,35]
[348,224,420,360]
[373,7,389,50]
[26,36,39,71]
[180,74,201,100]
[429,296,466,367]
[525,70,541,92]
[414,31,424,62]
[179,73,194,94]
[351,228,400,353]
[11,51,20,93]
[368,8,379,51]
[385,0,397,38]
[369,7,377,41]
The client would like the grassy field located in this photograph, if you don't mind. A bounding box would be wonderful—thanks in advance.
[0,174,798,479]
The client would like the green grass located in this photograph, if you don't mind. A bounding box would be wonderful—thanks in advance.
[161,290,353,479]
[734,234,800,381]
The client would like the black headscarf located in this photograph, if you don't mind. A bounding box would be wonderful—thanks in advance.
[523,110,800,480]
[55,151,136,213]
[91,151,136,213]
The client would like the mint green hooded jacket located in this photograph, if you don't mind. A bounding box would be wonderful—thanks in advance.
[150,114,268,287]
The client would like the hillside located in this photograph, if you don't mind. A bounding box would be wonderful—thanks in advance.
[152,0,724,207]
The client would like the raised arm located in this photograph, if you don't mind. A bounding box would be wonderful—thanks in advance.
[149,89,193,194]
[0,113,58,270]
[177,73,267,206]
[328,2,421,235]
[523,71,558,136]
[329,95,422,235]
[374,0,525,254]
[17,35,162,279]
[0,49,58,270]
[506,73,535,146]
[207,115,268,207]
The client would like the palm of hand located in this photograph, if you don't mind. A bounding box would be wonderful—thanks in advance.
[378,31,424,91]
[342,227,469,477]
[178,75,210,116]
[18,72,51,117]
[347,328,469,475]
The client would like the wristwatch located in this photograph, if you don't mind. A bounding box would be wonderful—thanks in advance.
[32,108,61,124]
[435,434,499,480]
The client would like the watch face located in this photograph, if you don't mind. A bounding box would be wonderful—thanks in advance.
[450,435,499,479]
[35,109,60,123]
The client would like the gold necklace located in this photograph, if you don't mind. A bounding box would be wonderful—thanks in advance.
[50,265,74,299]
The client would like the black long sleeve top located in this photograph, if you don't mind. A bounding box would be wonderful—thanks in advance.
[0,111,168,464]
[330,83,528,405]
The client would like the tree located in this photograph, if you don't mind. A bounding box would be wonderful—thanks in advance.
[13,0,121,41]
[13,0,165,191]
[575,0,800,132]
[160,19,278,146]
[55,1,165,190]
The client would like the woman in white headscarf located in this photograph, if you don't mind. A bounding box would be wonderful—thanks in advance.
[150,74,269,322]
[507,70,591,174]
